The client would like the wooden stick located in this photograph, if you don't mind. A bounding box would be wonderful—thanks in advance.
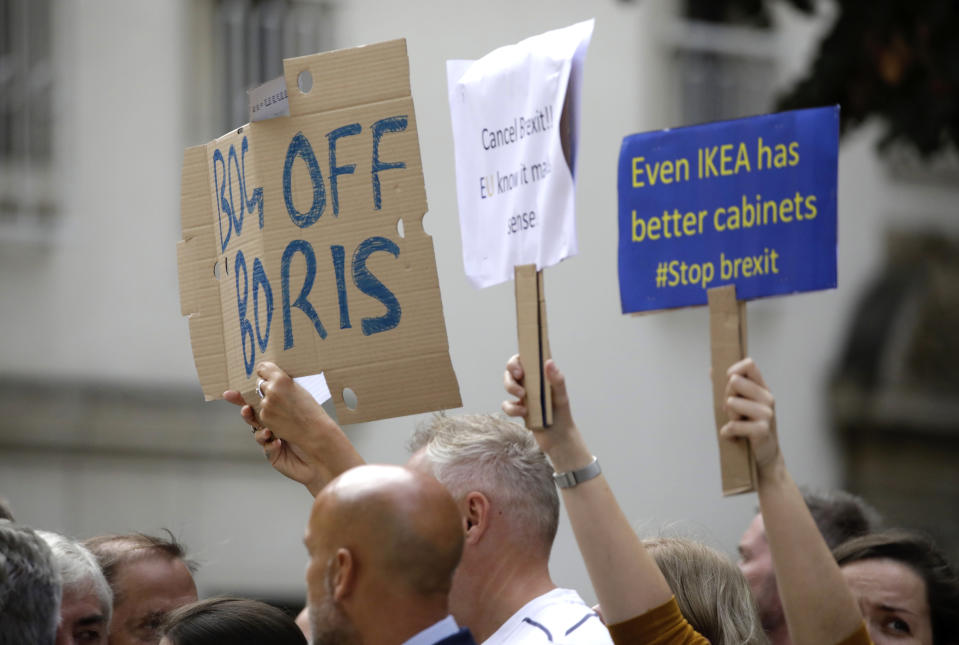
[514,265,552,429]
[708,284,757,495]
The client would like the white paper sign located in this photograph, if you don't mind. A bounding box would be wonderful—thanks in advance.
[447,20,593,289]
[294,372,332,406]
[248,75,290,122]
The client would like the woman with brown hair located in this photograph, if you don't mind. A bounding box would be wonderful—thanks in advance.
[834,530,959,645]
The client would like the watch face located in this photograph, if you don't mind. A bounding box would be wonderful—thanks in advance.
[554,470,579,488]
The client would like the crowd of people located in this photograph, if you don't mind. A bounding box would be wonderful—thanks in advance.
[2,355,957,645]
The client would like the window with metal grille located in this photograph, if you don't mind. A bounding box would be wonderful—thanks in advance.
[0,0,56,241]
[665,1,779,128]
[672,35,778,126]
[215,0,329,132]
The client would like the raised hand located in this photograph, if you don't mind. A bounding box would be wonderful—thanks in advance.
[720,357,782,475]
[224,362,364,496]
[719,358,866,645]
[502,356,578,456]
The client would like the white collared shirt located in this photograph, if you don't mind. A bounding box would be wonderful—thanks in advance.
[483,588,610,644]
[403,614,461,645]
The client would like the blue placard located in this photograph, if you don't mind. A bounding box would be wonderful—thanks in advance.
[617,107,838,313]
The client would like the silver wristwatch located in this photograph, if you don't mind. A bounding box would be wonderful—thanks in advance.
[552,456,601,489]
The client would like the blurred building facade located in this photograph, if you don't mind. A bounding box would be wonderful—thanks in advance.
[0,0,956,603]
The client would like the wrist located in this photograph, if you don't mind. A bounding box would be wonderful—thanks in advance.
[552,456,601,489]
[541,426,593,472]
[756,453,787,485]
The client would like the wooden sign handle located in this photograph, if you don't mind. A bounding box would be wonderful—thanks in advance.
[514,265,552,430]
[708,284,757,495]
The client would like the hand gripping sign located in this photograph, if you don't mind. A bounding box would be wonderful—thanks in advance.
[447,20,593,428]
[617,107,839,494]
[177,40,461,424]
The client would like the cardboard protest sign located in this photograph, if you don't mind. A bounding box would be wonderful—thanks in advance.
[514,264,553,429]
[708,285,757,495]
[177,39,461,424]
[618,107,839,313]
[447,19,593,289]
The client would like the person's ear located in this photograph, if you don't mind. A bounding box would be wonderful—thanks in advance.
[330,547,355,601]
[462,491,490,545]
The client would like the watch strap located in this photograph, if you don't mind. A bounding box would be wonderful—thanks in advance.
[552,456,601,489]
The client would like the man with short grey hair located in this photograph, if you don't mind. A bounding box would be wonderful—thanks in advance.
[408,414,560,558]
[0,521,62,645]
[228,363,612,644]
[38,530,113,645]
[407,414,608,644]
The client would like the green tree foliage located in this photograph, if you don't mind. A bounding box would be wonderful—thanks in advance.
[776,1,959,157]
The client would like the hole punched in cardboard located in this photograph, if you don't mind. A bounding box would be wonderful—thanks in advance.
[342,387,358,411]
[297,69,313,94]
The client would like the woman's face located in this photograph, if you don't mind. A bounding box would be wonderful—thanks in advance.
[842,558,934,645]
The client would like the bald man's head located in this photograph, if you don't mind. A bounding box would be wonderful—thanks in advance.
[304,464,464,635]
